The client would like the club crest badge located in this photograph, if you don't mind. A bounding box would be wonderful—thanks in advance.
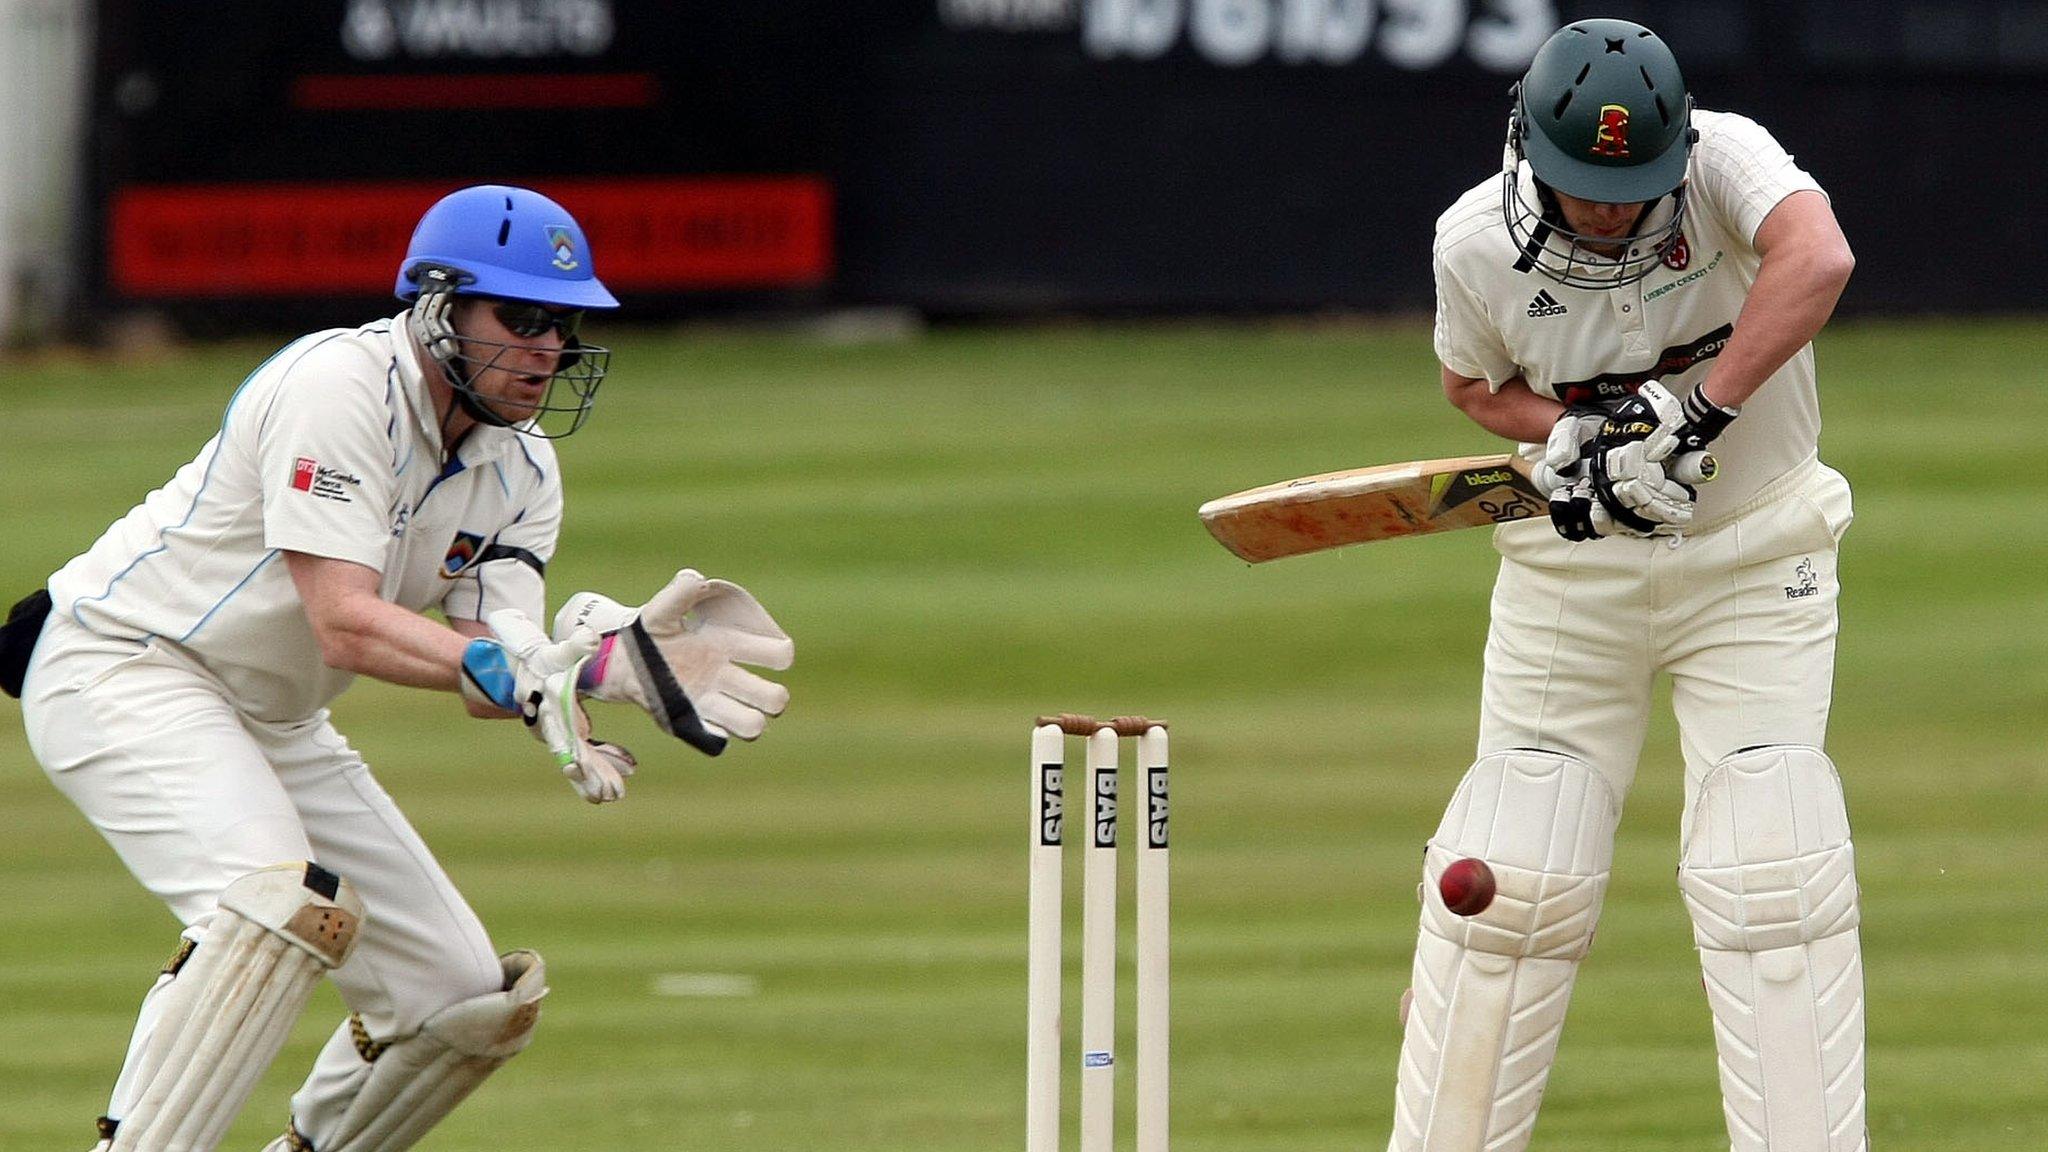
[1592,104,1631,157]
[442,531,485,578]
[1662,229,1691,271]
[546,225,578,271]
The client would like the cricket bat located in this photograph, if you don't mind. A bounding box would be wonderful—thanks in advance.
[1199,454,1542,562]
[1197,450,1716,563]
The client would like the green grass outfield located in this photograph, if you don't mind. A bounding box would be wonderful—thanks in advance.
[1,318,2042,1149]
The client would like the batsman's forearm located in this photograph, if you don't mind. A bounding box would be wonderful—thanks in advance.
[1701,243,1853,410]
[1444,371,1565,445]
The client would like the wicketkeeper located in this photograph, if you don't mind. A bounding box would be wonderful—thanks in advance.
[1396,18,1863,1151]
[0,184,794,1152]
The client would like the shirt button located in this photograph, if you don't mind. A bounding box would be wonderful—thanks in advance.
[1622,304,1632,312]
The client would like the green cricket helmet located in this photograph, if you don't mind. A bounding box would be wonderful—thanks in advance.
[1503,18,1697,288]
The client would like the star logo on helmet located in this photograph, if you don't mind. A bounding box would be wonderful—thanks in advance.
[546,225,579,271]
[1591,104,1631,158]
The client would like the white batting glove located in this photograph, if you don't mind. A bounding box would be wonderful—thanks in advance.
[1644,383,1740,462]
[1584,381,1705,537]
[1547,468,1620,541]
[1602,380,1689,452]
[1592,440,1696,535]
[1531,406,1608,497]
[552,569,794,757]
[461,610,637,804]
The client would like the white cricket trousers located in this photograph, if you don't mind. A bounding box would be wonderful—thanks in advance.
[20,611,505,1125]
[1479,456,1854,830]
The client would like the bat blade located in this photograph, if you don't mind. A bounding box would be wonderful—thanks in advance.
[1198,453,1545,563]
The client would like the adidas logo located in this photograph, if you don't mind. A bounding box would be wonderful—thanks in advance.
[1527,290,1568,317]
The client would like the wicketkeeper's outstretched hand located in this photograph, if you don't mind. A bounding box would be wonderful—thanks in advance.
[553,569,795,756]
[463,609,639,804]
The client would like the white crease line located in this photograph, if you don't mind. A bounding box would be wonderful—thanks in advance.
[652,972,761,998]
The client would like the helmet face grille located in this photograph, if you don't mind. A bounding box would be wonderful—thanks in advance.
[407,278,610,440]
[1497,17,1693,289]
[1501,168,1688,290]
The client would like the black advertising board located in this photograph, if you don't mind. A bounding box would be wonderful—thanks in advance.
[840,0,2048,314]
[90,1,2048,318]
[90,0,876,307]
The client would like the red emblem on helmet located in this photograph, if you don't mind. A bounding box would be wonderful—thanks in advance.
[1592,104,1631,158]
[1662,230,1691,270]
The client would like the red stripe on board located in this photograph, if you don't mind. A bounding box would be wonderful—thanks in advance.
[108,177,833,297]
[293,72,659,110]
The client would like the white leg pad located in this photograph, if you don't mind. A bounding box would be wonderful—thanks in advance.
[1679,744,1867,1152]
[277,950,548,1152]
[1390,749,1620,1152]
[110,863,365,1152]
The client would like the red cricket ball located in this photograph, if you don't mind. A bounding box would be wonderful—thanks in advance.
[1438,857,1497,916]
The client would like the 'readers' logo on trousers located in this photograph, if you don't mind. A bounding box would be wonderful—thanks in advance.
[1785,557,1821,599]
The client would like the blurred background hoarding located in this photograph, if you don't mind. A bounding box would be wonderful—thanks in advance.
[4,0,2046,337]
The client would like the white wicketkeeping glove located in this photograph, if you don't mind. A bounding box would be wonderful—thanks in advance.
[552,569,794,756]
[460,610,638,804]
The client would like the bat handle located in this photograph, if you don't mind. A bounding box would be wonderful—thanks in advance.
[1669,450,1718,486]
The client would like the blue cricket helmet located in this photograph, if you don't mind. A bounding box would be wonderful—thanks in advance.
[395,185,619,309]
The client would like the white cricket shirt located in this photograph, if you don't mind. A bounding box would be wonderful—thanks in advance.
[49,314,562,722]
[1432,109,1829,519]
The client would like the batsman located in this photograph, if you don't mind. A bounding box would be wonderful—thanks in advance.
[1395,18,1863,1151]
[1,185,794,1151]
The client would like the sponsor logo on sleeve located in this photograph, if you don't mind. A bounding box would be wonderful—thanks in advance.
[290,457,361,502]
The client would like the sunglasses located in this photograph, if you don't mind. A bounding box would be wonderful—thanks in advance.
[492,301,584,341]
